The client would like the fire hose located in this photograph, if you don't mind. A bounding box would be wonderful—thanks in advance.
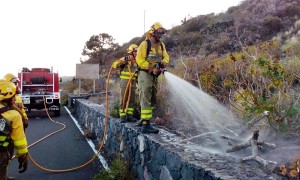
[14,66,114,173]
[21,62,166,173]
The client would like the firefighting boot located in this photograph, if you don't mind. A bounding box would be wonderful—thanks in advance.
[127,115,137,122]
[120,116,127,123]
[141,120,159,134]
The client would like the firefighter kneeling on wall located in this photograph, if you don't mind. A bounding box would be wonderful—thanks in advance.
[0,81,28,180]
[136,22,169,134]
[112,44,139,123]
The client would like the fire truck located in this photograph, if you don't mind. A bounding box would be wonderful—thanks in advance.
[18,67,61,116]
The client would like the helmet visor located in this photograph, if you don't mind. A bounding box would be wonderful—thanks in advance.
[11,77,20,83]
[156,28,166,35]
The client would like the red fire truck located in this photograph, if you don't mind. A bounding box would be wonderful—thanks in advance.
[18,67,61,116]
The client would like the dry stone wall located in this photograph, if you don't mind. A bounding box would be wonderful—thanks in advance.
[73,99,281,180]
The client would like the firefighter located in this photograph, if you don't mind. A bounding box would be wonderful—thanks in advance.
[3,73,28,129]
[112,44,139,123]
[0,81,28,179]
[135,22,169,133]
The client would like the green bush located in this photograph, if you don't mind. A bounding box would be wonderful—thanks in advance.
[60,93,68,106]
[110,99,120,117]
[93,158,134,180]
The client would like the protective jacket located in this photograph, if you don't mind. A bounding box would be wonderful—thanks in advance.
[112,56,138,118]
[0,104,28,155]
[14,95,27,119]
[112,56,138,80]
[136,39,169,120]
[14,95,28,129]
[136,39,169,70]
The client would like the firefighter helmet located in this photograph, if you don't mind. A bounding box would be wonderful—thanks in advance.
[150,22,166,35]
[3,73,19,83]
[146,22,166,39]
[0,81,17,101]
[126,44,138,54]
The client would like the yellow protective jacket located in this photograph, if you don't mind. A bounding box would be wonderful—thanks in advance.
[136,39,169,70]
[0,104,28,155]
[14,95,28,121]
[112,56,138,80]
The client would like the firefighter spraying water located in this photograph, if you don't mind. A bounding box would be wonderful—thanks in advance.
[135,22,169,134]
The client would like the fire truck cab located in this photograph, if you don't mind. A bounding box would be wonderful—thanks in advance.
[18,67,61,116]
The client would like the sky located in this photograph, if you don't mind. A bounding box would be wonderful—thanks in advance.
[0,0,243,78]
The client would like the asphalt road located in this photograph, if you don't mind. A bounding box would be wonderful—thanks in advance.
[8,107,104,180]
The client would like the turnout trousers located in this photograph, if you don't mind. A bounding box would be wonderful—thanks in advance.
[0,150,9,180]
[138,71,157,120]
[119,79,137,117]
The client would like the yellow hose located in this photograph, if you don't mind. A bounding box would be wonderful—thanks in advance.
[121,65,137,113]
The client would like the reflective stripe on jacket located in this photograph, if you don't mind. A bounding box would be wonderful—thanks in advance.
[112,56,138,80]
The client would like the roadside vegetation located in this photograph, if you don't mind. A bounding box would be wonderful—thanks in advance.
[61,0,300,136]
[60,0,300,178]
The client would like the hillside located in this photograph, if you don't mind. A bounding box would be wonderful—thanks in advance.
[70,0,300,131]
[80,0,300,73]
[163,0,300,58]
[60,76,74,83]
[63,1,300,177]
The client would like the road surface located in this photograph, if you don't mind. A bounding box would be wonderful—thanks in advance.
[8,107,104,180]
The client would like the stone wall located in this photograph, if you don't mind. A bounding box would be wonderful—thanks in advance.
[73,99,280,180]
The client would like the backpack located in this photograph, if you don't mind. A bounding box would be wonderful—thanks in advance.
[0,107,12,136]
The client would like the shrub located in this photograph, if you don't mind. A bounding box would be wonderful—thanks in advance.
[93,158,134,180]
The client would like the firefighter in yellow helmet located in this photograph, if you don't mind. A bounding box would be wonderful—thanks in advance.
[0,81,28,179]
[112,44,139,123]
[135,22,169,133]
[3,73,28,130]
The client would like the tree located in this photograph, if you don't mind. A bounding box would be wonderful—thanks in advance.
[81,33,119,65]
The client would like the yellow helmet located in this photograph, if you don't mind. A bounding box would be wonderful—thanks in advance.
[147,22,166,39]
[0,81,17,101]
[3,73,19,83]
[151,22,164,31]
[126,44,138,54]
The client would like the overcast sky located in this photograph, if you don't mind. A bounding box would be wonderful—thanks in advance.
[0,0,242,78]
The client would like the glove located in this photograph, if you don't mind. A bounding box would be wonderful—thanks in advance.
[18,153,28,173]
[148,66,154,74]
[152,68,161,76]
[160,61,167,68]
[118,63,126,69]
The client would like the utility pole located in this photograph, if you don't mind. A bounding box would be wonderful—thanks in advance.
[144,10,146,34]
